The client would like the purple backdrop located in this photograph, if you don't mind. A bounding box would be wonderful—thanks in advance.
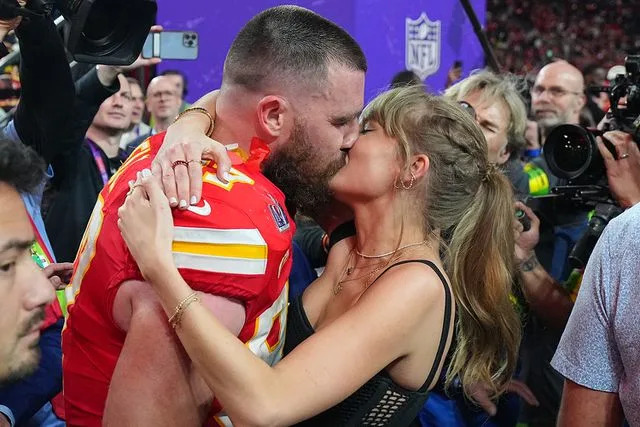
[156,0,487,103]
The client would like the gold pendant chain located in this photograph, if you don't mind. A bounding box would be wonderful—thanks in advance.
[355,239,430,259]
[333,240,428,295]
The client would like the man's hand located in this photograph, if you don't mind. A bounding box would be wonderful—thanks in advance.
[514,201,540,263]
[151,90,233,208]
[96,25,163,87]
[43,262,74,290]
[468,379,539,417]
[597,130,640,208]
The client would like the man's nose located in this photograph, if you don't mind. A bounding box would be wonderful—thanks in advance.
[343,121,359,149]
[24,263,55,311]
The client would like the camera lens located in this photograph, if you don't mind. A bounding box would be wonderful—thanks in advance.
[551,131,590,173]
[544,124,596,180]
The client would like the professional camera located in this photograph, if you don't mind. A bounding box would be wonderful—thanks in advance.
[535,56,640,269]
[543,55,640,187]
[0,0,156,65]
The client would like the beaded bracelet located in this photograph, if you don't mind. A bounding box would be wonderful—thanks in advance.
[173,107,215,138]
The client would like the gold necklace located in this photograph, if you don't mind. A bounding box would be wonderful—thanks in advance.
[333,246,412,295]
[356,239,429,259]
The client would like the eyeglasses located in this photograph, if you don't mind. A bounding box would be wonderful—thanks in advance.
[530,85,582,98]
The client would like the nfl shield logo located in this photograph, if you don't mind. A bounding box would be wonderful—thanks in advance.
[405,12,441,80]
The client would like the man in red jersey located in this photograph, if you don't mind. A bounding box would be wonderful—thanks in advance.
[61,6,366,426]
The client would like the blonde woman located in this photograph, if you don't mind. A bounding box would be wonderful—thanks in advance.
[118,86,520,426]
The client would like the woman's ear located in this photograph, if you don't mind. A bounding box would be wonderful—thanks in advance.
[256,95,291,139]
[409,154,430,180]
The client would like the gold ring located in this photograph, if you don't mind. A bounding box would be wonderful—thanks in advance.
[620,153,630,159]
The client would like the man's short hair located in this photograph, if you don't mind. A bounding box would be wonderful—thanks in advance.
[160,69,188,96]
[0,139,45,194]
[223,5,367,92]
[390,70,423,88]
[445,70,528,158]
[125,77,142,92]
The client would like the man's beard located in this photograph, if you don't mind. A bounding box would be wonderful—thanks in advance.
[262,120,346,217]
[0,309,44,387]
[536,110,570,137]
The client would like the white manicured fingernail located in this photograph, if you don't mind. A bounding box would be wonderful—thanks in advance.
[179,200,188,209]
[223,172,231,182]
[169,197,178,206]
[190,196,197,205]
[225,143,239,151]
[142,169,152,178]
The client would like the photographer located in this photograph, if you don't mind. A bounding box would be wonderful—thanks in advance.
[43,31,161,263]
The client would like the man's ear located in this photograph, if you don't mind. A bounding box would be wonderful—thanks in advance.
[256,95,291,139]
[497,145,511,165]
[575,93,587,113]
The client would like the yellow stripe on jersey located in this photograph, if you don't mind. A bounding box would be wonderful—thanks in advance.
[172,226,268,275]
[172,241,267,259]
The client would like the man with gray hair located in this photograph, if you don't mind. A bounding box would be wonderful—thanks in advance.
[445,70,529,195]
[445,70,527,166]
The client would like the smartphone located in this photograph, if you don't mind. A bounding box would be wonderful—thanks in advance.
[142,31,199,60]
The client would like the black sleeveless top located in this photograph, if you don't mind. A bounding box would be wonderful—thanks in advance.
[283,260,453,427]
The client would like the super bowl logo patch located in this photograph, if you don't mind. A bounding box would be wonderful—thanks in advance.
[269,202,290,232]
[406,12,441,80]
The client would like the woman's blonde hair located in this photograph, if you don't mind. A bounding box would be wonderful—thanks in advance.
[362,86,521,401]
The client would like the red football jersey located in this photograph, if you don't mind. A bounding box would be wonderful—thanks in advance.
[61,133,294,426]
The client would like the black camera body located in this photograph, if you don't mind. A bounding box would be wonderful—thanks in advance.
[538,56,640,269]
[544,55,640,188]
[0,0,156,65]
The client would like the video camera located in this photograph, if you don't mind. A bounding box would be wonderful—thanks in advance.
[534,56,640,269]
[0,0,156,65]
[544,55,640,189]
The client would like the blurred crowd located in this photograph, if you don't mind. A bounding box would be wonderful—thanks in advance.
[487,0,640,75]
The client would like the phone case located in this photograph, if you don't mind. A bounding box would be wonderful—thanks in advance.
[142,31,199,60]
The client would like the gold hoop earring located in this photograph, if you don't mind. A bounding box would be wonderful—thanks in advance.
[395,173,415,190]
[403,173,416,190]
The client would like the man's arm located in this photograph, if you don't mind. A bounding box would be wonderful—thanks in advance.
[515,202,573,329]
[552,213,626,425]
[12,12,74,165]
[518,253,573,329]
[557,380,624,427]
[103,280,246,426]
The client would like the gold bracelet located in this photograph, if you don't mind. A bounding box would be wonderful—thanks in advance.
[168,292,200,329]
[173,107,215,138]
